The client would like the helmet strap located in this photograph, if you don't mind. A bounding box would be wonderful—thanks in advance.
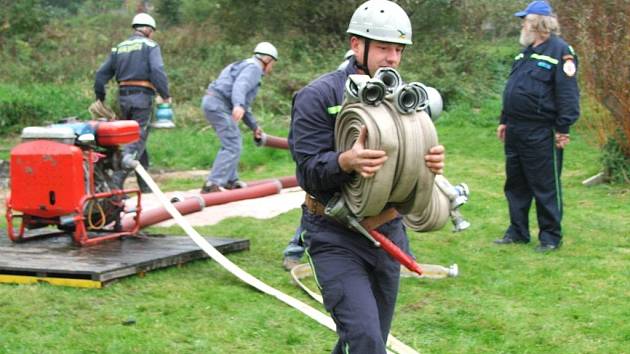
[355,38,371,76]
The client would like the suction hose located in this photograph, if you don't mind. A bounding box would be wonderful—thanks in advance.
[121,176,297,231]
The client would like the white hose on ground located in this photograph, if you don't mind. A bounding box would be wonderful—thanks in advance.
[135,164,417,354]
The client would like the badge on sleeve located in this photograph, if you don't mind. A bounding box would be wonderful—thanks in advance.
[563,59,576,77]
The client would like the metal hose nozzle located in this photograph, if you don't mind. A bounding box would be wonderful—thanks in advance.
[392,84,421,114]
[374,67,402,94]
[408,82,429,111]
[359,79,386,105]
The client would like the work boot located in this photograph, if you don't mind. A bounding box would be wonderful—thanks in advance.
[225,180,248,190]
[282,257,301,271]
[201,181,223,194]
[493,236,529,245]
[535,241,562,253]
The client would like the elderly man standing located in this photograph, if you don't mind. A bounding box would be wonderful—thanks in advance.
[495,1,580,252]
[94,13,171,193]
[200,42,277,193]
[289,1,445,352]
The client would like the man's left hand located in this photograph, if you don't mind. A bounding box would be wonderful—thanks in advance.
[555,133,570,149]
[425,145,445,175]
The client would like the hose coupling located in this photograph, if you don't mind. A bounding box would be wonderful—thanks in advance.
[374,67,402,94]
[345,75,386,105]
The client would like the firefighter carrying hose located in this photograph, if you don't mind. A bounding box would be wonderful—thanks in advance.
[288,1,445,353]
[94,13,171,193]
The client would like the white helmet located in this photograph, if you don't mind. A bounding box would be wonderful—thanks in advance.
[132,13,156,30]
[347,0,412,45]
[254,42,278,61]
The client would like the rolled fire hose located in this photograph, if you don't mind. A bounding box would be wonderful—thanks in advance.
[134,164,417,354]
[336,100,451,231]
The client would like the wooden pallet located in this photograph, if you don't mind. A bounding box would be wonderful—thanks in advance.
[0,229,249,288]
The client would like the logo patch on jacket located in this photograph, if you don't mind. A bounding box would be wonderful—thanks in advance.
[563,60,576,77]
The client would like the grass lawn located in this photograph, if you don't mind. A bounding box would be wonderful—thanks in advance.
[0,103,628,353]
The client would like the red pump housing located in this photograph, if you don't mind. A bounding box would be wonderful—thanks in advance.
[6,120,142,246]
[10,141,85,218]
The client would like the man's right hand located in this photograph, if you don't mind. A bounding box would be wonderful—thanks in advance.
[338,126,388,178]
[497,124,507,142]
[232,106,245,122]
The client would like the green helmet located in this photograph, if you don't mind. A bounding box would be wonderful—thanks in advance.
[347,0,412,45]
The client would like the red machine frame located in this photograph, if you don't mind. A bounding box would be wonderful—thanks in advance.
[6,139,142,246]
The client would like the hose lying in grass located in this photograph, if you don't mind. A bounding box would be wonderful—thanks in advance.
[134,163,418,354]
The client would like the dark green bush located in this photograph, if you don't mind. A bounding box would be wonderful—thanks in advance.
[602,136,630,184]
[0,84,92,134]
[0,0,48,45]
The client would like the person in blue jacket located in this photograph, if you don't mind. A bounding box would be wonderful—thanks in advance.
[200,42,277,193]
[94,13,171,193]
[494,1,580,252]
[282,49,358,272]
[289,1,445,352]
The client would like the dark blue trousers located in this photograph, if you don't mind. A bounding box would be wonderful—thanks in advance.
[112,91,153,190]
[303,208,407,354]
[504,122,563,246]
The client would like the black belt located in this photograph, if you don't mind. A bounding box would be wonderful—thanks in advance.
[119,87,154,96]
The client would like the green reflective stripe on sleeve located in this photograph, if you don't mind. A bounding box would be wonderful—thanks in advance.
[327,105,342,115]
[530,54,559,65]
[514,53,524,61]
[111,47,117,52]
[568,45,576,56]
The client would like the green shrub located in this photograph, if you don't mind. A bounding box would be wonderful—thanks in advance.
[0,84,92,134]
[0,0,48,44]
[602,135,630,184]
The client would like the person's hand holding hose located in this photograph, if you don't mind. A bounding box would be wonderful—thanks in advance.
[338,125,388,178]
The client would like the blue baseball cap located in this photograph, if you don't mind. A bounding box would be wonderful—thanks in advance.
[514,1,553,18]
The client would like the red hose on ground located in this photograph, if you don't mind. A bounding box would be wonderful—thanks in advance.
[121,176,298,231]
[247,176,297,189]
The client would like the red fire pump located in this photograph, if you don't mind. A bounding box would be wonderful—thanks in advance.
[6,120,143,246]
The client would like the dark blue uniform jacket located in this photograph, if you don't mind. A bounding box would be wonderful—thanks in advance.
[94,34,170,101]
[500,34,579,133]
[288,58,357,204]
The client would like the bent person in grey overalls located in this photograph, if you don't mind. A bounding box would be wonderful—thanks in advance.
[200,42,277,193]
